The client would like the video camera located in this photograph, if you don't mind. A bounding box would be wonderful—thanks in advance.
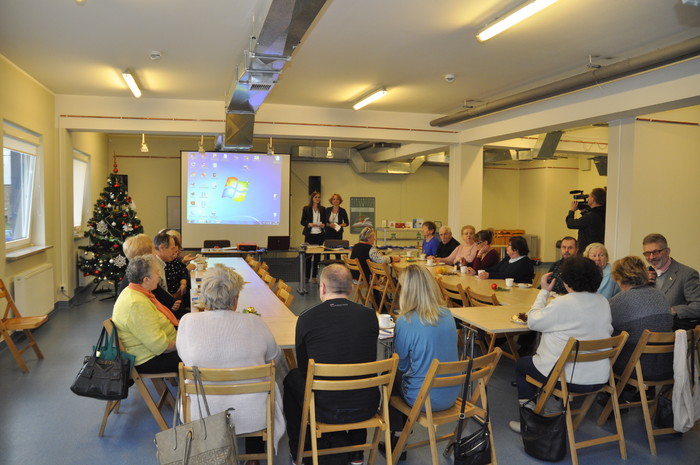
[570,190,590,212]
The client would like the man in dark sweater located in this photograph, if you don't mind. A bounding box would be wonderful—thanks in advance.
[284,264,379,464]
[433,225,460,259]
[566,187,606,252]
[546,236,578,294]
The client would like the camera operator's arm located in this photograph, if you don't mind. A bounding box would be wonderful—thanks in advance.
[565,206,593,230]
[569,200,579,212]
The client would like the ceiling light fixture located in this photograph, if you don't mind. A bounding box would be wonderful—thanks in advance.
[326,139,334,159]
[267,137,275,156]
[353,88,387,110]
[140,134,149,153]
[198,135,205,154]
[122,69,142,98]
[476,0,560,42]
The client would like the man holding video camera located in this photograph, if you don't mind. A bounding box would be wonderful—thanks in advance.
[566,187,606,252]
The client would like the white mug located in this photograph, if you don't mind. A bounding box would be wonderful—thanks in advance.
[505,278,514,287]
[406,250,415,258]
[477,269,485,276]
[460,265,467,274]
[378,314,394,329]
[427,258,434,266]
[420,253,426,260]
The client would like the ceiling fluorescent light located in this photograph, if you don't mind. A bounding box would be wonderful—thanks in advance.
[353,88,387,110]
[476,0,560,42]
[326,139,334,159]
[122,69,142,98]
[140,134,149,153]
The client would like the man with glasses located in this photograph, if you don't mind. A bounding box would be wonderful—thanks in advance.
[643,233,700,329]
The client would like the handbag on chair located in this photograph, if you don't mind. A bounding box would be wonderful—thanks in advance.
[70,324,132,401]
[446,330,492,465]
[155,366,239,465]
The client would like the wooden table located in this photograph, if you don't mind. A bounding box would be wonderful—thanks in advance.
[393,258,541,306]
[191,257,297,349]
[297,245,349,294]
[450,304,532,334]
[200,247,264,261]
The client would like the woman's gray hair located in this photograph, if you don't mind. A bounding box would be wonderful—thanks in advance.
[200,263,245,310]
[359,226,374,242]
[125,254,158,284]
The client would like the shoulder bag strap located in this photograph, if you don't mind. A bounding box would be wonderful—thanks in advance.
[455,330,480,442]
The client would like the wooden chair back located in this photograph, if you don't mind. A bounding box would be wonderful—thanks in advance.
[276,279,292,294]
[248,259,261,272]
[0,278,48,372]
[597,329,695,455]
[436,278,468,308]
[296,354,399,465]
[99,319,176,436]
[532,272,542,288]
[343,257,372,305]
[179,362,276,464]
[276,287,294,308]
[526,333,629,465]
[389,349,502,465]
[465,287,499,306]
[366,260,398,316]
[261,271,276,290]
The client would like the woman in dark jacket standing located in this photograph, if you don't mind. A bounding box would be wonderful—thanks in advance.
[324,193,349,241]
[300,191,326,283]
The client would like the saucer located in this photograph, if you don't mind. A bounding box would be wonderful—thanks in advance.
[510,315,527,325]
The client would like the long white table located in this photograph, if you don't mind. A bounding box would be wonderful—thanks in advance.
[190,257,297,349]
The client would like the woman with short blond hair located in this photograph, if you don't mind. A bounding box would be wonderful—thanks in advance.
[583,242,619,299]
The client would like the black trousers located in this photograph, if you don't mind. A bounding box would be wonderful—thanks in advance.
[135,350,181,374]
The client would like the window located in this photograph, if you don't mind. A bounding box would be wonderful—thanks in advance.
[73,152,90,234]
[3,122,41,248]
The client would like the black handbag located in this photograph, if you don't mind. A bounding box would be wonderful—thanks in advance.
[654,385,674,429]
[155,366,239,465]
[446,330,492,465]
[519,341,579,462]
[70,324,132,401]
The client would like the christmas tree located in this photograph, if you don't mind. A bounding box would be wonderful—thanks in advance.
[78,157,142,284]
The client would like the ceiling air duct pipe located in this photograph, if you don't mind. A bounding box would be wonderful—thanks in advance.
[431,35,700,127]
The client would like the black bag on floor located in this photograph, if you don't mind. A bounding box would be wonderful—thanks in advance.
[70,324,131,400]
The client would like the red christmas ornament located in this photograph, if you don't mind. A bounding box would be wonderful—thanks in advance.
[95,270,100,274]
[113,244,119,248]
[114,183,120,188]
[100,204,105,208]
[84,272,90,276]
[123,213,127,217]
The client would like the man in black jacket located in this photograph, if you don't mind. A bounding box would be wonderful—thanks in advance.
[566,187,606,252]
[433,225,460,259]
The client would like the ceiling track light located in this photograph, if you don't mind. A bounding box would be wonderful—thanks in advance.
[476,0,560,42]
[353,88,387,110]
[122,69,142,98]
[140,134,149,153]
[198,135,206,154]
[326,139,334,159]
[267,137,275,156]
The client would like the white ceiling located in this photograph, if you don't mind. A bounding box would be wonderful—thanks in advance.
[1,0,699,120]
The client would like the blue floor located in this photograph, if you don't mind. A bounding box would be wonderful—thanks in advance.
[1,282,699,465]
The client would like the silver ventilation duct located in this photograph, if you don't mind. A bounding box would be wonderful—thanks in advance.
[224,0,327,149]
[290,145,426,174]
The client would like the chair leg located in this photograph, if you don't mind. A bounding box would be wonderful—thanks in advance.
[564,403,579,465]
[134,375,170,431]
[367,426,381,465]
[99,400,120,436]
[425,410,439,465]
[24,329,45,359]
[609,388,627,460]
[4,334,30,373]
[639,386,658,455]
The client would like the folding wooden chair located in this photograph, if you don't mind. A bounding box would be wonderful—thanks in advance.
[366,261,399,317]
[276,287,294,308]
[248,259,261,273]
[437,278,468,308]
[0,278,48,373]
[99,319,177,436]
[390,349,502,465]
[260,270,276,290]
[343,257,373,305]
[596,329,696,455]
[526,333,629,465]
[464,287,521,360]
[296,354,399,465]
[275,279,292,295]
[179,361,276,464]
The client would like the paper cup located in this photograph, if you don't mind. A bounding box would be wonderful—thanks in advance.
[460,266,467,274]
[378,314,394,329]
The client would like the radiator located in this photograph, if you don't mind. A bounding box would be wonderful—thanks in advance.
[13,263,55,317]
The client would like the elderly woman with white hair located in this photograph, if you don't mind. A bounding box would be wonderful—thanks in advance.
[176,264,285,461]
[350,226,400,282]
[583,242,620,299]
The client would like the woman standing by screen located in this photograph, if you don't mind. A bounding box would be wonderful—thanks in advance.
[300,191,326,283]
[324,193,349,241]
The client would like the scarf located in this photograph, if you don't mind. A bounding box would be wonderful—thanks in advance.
[128,283,179,327]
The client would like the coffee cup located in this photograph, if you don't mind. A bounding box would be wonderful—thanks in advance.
[427,258,434,266]
[460,265,467,274]
[477,269,485,277]
[378,314,394,329]
[406,250,415,258]
[420,253,426,260]
[505,278,514,287]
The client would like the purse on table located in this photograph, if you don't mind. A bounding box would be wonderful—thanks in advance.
[519,341,579,462]
[70,323,132,401]
[446,330,492,465]
[155,366,239,465]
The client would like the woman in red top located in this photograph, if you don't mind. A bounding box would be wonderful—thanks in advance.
[467,229,499,274]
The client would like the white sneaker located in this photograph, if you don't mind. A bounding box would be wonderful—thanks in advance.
[509,420,521,433]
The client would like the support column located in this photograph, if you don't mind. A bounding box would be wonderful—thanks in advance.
[448,143,483,232]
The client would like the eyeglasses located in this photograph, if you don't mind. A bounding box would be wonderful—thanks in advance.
[642,248,667,257]
[475,241,484,245]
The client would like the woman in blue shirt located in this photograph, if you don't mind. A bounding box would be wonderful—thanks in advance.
[583,242,620,299]
[421,221,440,257]
[384,264,458,459]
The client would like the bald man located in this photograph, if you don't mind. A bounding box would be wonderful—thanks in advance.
[431,226,460,259]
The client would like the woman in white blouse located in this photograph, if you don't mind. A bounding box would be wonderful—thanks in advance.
[300,191,327,283]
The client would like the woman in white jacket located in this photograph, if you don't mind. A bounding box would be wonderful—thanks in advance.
[515,256,613,402]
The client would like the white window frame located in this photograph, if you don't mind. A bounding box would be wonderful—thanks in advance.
[3,121,44,250]
[72,150,90,236]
